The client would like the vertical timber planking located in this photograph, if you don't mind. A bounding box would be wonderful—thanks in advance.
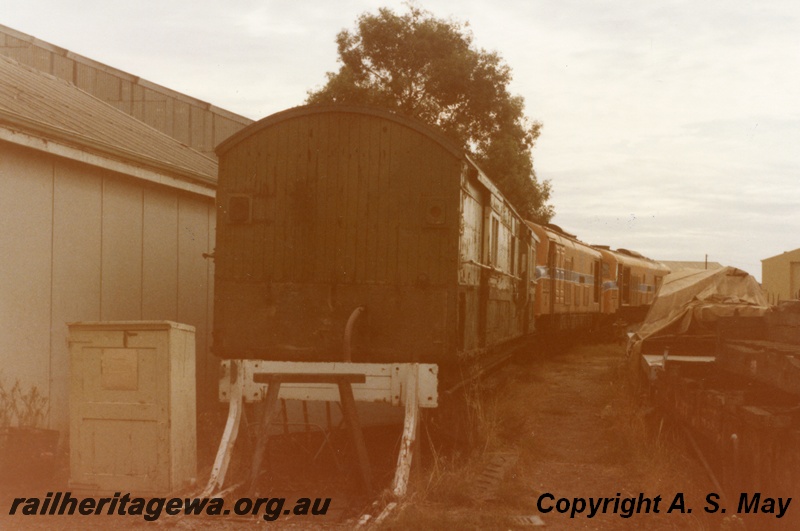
[223,142,239,281]
[314,115,331,282]
[396,127,416,285]
[424,139,437,284]
[345,114,360,283]
[332,113,350,284]
[234,138,251,281]
[393,125,408,285]
[215,153,229,280]
[433,134,448,284]
[242,133,258,282]
[263,125,278,281]
[366,116,381,282]
[250,126,266,282]
[376,118,391,283]
[356,115,371,284]
[443,156,459,286]
[303,113,320,282]
[385,121,400,284]
[283,117,296,282]
[407,129,425,283]
[286,116,301,282]
[292,114,308,282]
[272,122,287,282]
[210,107,513,363]
[282,119,296,282]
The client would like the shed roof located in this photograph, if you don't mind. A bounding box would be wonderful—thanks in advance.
[761,248,800,263]
[0,54,216,187]
[0,23,251,158]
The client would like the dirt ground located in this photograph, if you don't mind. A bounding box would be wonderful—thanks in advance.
[380,341,746,530]
[509,342,718,530]
[0,341,759,529]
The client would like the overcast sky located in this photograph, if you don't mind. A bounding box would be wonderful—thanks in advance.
[6,1,799,280]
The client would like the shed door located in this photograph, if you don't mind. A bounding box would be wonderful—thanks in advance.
[791,262,800,300]
[71,331,169,492]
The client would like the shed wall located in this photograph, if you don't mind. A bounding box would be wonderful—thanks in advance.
[0,142,216,433]
[762,248,800,304]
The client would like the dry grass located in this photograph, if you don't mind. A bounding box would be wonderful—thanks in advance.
[379,341,721,530]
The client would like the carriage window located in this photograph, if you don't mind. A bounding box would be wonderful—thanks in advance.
[490,217,499,265]
[510,234,517,275]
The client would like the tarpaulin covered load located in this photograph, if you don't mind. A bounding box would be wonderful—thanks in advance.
[630,266,771,358]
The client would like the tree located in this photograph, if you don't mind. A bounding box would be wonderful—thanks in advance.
[307,4,553,222]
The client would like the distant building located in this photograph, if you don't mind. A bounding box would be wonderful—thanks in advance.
[762,248,800,304]
[660,260,724,273]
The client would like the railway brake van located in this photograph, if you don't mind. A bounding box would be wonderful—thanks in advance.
[212,105,536,378]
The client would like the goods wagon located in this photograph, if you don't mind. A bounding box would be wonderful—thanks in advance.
[211,105,536,372]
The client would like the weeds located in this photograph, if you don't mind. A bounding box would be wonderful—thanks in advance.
[382,362,534,528]
[0,379,13,427]
[0,377,50,429]
[382,342,718,529]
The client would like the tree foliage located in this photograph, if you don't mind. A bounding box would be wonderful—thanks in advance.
[307,5,553,222]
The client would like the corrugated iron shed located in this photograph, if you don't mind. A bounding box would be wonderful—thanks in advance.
[0,54,216,186]
[761,247,800,304]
